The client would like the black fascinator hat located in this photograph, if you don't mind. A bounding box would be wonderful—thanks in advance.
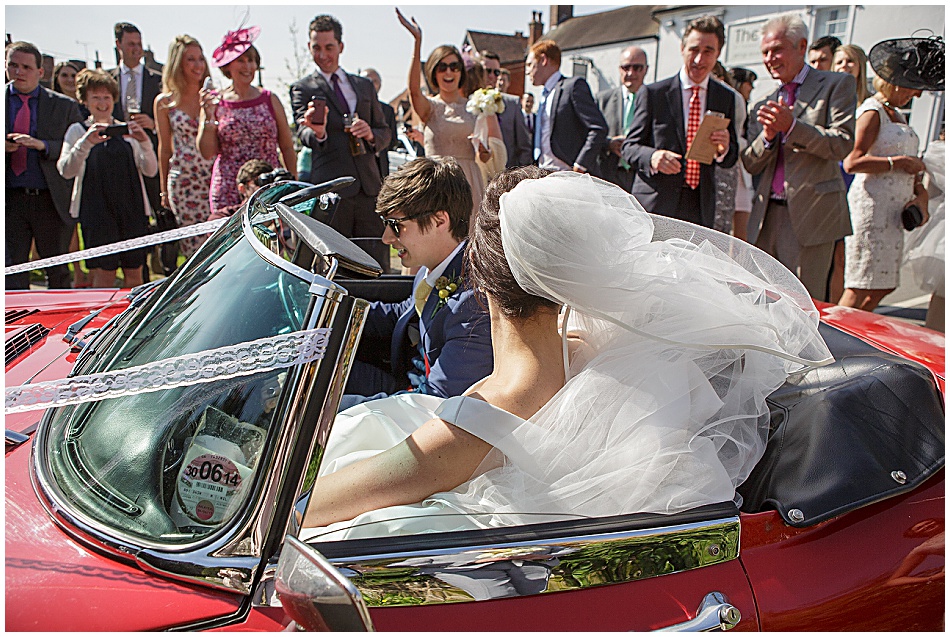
[869,34,944,92]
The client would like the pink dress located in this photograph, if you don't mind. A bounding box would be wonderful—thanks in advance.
[167,107,214,256]
[209,90,280,217]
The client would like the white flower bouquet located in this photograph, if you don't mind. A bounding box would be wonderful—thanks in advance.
[466,88,506,154]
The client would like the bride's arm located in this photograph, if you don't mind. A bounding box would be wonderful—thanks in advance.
[302,417,492,528]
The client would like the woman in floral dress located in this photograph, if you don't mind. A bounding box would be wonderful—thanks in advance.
[198,26,296,219]
[154,35,215,258]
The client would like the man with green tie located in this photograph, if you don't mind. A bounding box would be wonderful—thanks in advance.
[597,45,648,191]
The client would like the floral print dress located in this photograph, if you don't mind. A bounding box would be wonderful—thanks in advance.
[209,90,280,217]
[167,107,214,257]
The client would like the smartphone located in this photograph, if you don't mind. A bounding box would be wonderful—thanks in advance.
[103,124,130,138]
[309,97,327,126]
[202,76,215,92]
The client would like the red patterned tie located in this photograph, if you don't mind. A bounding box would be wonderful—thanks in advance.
[11,93,31,176]
[685,86,701,189]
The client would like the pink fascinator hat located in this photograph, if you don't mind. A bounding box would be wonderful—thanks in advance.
[212,25,261,68]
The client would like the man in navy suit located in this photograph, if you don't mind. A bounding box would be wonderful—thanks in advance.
[596,45,649,191]
[340,157,493,410]
[481,50,533,168]
[622,16,738,228]
[526,40,607,175]
[291,14,392,271]
[6,41,83,290]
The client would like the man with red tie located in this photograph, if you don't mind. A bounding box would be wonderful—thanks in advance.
[621,16,738,228]
[5,41,83,290]
[742,14,855,301]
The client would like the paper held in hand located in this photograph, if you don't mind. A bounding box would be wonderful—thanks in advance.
[685,111,731,164]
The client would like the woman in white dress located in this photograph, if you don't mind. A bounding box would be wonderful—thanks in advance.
[301,168,831,541]
[840,36,944,311]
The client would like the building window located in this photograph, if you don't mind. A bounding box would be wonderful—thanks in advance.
[815,6,849,40]
[572,59,588,80]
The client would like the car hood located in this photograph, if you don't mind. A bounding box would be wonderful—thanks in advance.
[5,289,244,630]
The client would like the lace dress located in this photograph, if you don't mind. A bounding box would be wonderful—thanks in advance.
[209,90,280,217]
[845,98,919,289]
[423,94,483,215]
[167,108,214,257]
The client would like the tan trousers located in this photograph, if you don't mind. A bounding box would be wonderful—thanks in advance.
[756,201,835,302]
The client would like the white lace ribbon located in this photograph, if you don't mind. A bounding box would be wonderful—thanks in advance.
[5,328,330,414]
[4,219,227,276]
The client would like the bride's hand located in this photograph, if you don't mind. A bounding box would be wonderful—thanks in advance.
[396,7,422,41]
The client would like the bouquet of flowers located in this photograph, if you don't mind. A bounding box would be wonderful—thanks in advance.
[466,88,506,154]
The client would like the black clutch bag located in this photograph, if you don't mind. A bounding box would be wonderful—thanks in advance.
[901,204,924,231]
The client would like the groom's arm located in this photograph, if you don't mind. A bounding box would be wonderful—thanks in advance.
[424,292,493,398]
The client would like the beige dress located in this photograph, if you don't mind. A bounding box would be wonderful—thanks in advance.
[423,94,484,214]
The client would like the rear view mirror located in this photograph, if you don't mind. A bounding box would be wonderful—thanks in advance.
[275,535,374,632]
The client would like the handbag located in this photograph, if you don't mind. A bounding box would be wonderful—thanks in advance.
[149,205,180,276]
[901,203,924,231]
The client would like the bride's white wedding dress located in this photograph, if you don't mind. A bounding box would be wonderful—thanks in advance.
[301,172,832,542]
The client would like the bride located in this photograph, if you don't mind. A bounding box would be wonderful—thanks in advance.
[301,169,832,540]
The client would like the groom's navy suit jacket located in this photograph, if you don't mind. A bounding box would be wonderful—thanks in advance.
[362,245,493,398]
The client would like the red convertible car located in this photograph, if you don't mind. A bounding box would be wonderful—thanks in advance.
[5,181,944,631]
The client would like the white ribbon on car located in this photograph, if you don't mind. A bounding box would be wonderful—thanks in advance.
[4,218,227,276]
[5,328,331,414]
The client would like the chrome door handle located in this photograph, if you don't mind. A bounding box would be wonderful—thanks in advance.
[654,592,742,632]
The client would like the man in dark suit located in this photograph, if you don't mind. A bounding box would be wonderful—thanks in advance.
[622,16,738,228]
[526,40,607,175]
[291,14,392,271]
[5,41,83,290]
[109,22,162,213]
[596,45,649,191]
[521,93,536,138]
[481,50,533,168]
[361,68,399,179]
[742,15,855,301]
[341,157,493,411]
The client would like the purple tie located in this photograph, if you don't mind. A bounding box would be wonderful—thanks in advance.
[11,94,31,176]
[770,82,799,198]
[330,73,349,114]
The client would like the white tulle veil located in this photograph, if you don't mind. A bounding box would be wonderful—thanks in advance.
[429,172,832,525]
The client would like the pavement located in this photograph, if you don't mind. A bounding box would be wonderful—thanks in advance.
[870,258,935,329]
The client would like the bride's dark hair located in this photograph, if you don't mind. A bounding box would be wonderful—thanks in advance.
[466,166,560,319]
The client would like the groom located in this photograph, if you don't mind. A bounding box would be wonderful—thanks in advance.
[340,157,493,410]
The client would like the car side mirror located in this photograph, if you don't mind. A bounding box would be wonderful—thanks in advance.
[275,535,374,632]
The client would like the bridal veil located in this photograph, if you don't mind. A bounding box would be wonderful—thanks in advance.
[430,172,832,525]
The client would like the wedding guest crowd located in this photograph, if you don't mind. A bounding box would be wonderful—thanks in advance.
[6,8,944,324]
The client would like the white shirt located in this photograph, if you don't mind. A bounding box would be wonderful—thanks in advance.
[317,67,356,114]
[420,240,466,289]
[119,61,143,112]
[538,71,572,172]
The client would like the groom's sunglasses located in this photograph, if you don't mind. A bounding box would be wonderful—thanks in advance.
[379,210,427,237]
[435,61,462,73]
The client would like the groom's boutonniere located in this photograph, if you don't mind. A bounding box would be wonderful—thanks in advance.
[430,275,461,318]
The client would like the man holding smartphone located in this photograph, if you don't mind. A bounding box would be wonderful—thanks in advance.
[621,16,738,228]
[289,14,392,271]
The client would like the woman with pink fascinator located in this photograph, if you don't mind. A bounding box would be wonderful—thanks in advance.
[197,25,296,220]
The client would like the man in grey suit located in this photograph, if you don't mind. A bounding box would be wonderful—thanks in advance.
[361,68,400,179]
[742,13,855,301]
[109,22,163,213]
[291,15,392,271]
[481,50,533,168]
[596,45,648,191]
[5,41,83,290]
[527,40,607,175]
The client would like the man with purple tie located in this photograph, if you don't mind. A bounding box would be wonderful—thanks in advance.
[5,41,83,290]
[742,13,855,301]
[290,14,392,271]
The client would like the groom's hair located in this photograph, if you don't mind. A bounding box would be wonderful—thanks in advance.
[376,157,472,241]
[467,166,560,319]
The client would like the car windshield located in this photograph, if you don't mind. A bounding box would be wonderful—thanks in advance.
[42,193,312,546]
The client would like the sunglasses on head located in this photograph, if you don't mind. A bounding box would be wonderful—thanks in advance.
[253,168,292,187]
[620,63,646,73]
[378,210,426,237]
[435,61,462,73]
[485,68,501,76]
